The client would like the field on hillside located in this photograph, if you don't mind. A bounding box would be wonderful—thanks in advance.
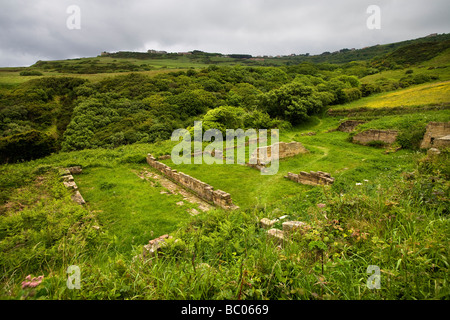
[331,81,450,110]
[1,35,449,301]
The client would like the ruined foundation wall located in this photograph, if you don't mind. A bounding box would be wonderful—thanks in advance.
[420,122,450,149]
[286,171,335,186]
[433,135,450,149]
[352,129,398,145]
[146,154,238,210]
[249,141,308,166]
[337,120,366,132]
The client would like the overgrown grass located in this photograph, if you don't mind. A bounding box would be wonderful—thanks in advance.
[74,164,195,255]
[0,110,448,300]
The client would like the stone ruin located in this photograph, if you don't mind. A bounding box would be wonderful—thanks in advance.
[336,120,366,132]
[59,166,85,205]
[260,218,310,246]
[352,129,398,146]
[142,234,173,258]
[246,141,308,170]
[146,154,238,210]
[157,154,171,160]
[285,171,335,186]
[420,121,450,150]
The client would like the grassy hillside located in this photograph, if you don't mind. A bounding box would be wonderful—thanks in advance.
[1,111,448,299]
[0,34,449,300]
[331,81,450,110]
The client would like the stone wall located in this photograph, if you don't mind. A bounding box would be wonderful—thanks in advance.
[59,166,85,205]
[420,122,450,149]
[337,120,366,132]
[249,141,308,166]
[434,135,450,149]
[352,129,398,145]
[146,154,238,210]
[285,171,335,186]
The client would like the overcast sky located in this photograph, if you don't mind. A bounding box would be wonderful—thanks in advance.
[1,0,449,67]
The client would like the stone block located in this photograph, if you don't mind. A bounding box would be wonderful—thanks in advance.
[267,229,285,245]
[63,180,78,190]
[260,218,277,229]
[143,234,173,258]
[71,191,86,205]
[60,174,74,182]
[59,168,71,176]
[282,221,308,234]
[427,148,441,157]
[68,166,82,175]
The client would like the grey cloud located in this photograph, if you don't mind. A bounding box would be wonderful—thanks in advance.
[0,0,449,67]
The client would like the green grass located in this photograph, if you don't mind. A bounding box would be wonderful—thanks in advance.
[73,165,196,255]
[0,111,448,299]
[361,47,450,84]
[163,116,420,210]
[1,41,449,300]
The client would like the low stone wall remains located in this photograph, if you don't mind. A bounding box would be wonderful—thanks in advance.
[146,154,238,210]
[59,166,86,205]
[352,129,398,145]
[420,122,450,149]
[248,141,308,166]
[434,135,450,149]
[337,120,366,132]
[263,219,310,246]
[285,171,335,186]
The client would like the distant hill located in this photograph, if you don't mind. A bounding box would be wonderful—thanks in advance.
[288,33,450,65]
[27,33,450,71]
[371,39,450,68]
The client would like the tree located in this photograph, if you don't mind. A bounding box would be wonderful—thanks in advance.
[202,105,247,133]
[260,81,330,125]
[226,83,261,109]
[0,130,56,163]
[166,89,216,119]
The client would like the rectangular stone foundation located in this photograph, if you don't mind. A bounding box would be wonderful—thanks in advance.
[146,154,238,210]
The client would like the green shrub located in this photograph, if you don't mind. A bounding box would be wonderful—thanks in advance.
[0,130,57,163]
[19,70,43,76]
[342,87,362,102]
[396,123,427,149]
[361,83,382,97]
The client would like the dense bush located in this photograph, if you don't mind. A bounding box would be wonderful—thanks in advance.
[19,70,43,76]
[0,130,57,163]
[260,81,333,124]
[396,122,427,149]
